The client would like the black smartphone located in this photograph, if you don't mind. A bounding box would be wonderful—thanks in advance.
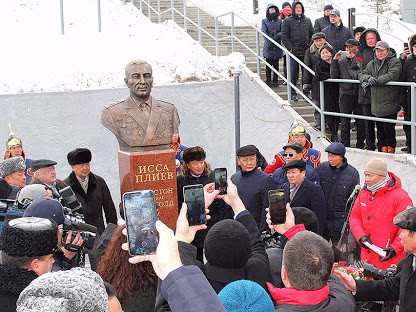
[269,189,286,224]
[214,168,228,195]
[404,42,409,49]
[122,190,159,256]
[183,184,206,226]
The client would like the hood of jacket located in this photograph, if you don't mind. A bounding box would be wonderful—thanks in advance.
[358,28,381,51]
[291,1,304,18]
[266,3,279,19]
[409,32,416,50]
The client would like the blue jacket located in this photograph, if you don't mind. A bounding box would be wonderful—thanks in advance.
[231,168,275,232]
[273,164,320,188]
[316,159,360,241]
[283,179,326,235]
[262,4,283,59]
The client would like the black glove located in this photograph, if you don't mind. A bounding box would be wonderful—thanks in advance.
[359,235,373,248]
[361,82,370,89]
[379,246,396,261]
[368,76,378,86]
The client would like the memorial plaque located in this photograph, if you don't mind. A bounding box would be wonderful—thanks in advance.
[119,149,178,229]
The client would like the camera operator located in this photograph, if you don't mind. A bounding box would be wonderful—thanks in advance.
[22,198,84,271]
[335,206,416,312]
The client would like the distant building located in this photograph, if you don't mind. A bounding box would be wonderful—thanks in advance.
[401,0,416,24]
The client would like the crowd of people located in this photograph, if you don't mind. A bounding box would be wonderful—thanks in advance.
[0,115,415,311]
[262,2,416,153]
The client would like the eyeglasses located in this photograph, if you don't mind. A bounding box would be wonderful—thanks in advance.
[283,153,295,157]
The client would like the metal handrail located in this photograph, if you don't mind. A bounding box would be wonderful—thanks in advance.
[133,0,416,154]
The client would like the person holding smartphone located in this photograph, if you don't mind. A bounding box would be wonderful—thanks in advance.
[176,146,233,261]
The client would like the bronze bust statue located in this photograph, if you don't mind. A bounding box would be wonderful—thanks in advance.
[101,60,180,152]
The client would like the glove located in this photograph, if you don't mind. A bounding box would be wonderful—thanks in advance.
[368,77,378,86]
[361,82,370,89]
[359,235,373,248]
[379,246,396,261]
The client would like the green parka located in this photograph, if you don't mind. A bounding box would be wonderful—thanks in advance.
[359,49,402,117]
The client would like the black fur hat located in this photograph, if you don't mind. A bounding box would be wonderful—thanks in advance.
[0,217,57,257]
[67,148,92,166]
[183,146,206,163]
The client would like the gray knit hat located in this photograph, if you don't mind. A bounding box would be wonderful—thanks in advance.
[0,156,25,178]
[17,267,108,312]
[364,158,387,176]
[17,184,50,207]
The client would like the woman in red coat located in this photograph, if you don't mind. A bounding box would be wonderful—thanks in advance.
[349,158,413,270]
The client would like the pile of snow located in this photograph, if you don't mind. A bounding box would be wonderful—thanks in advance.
[0,0,229,94]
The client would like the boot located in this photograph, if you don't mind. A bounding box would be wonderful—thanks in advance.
[387,146,395,153]
[381,146,388,153]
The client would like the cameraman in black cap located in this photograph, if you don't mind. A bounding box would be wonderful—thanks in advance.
[231,145,275,232]
[0,216,58,311]
[335,207,416,312]
[63,148,117,235]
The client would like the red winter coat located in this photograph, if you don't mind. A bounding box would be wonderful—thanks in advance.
[349,172,413,270]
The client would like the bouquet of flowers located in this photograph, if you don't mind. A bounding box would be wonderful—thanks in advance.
[355,56,364,72]
[333,261,366,280]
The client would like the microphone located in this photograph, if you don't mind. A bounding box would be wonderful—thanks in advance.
[347,185,361,202]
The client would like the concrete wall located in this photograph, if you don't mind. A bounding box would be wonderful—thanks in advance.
[1,71,416,208]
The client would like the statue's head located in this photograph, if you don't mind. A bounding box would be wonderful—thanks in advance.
[124,60,153,100]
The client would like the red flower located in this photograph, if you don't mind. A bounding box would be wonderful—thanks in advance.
[355,57,364,62]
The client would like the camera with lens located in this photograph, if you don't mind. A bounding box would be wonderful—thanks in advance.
[363,263,397,280]
[63,223,96,251]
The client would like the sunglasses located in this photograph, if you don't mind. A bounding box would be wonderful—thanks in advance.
[283,153,295,157]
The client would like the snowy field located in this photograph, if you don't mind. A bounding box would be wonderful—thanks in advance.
[0,0,229,94]
[1,0,415,94]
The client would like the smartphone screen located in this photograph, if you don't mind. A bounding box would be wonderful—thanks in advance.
[214,168,227,195]
[269,189,286,224]
[183,184,206,226]
[122,190,159,256]
[341,51,348,57]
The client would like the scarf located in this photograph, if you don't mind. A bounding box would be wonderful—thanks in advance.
[267,282,330,305]
[366,174,390,194]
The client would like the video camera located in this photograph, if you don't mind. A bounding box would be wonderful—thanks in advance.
[363,263,397,280]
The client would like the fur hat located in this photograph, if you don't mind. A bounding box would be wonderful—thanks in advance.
[16,267,108,312]
[17,184,50,207]
[0,156,26,178]
[67,148,92,166]
[325,142,346,157]
[219,280,274,312]
[410,33,416,49]
[364,158,387,176]
[0,217,57,257]
[183,146,206,163]
[204,219,252,269]
[393,206,416,231]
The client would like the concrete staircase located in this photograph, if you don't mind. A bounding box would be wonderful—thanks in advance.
[134,0,407,150]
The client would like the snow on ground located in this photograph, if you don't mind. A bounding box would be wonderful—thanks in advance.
[0,0,229,94]
[190,0,416,54]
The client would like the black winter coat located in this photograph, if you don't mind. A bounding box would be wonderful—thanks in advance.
[331,56,358,95]
[322,21,353,53]
[315,159,360,241]
[281,1,313,57]
[63,172,117,235]
[314,15,330,33]
[348,28,381,105]
[177,170,233,248]
[315,59,339,114]
[0,265,38,312]
[355,254,416,312]
[400,53,416,111]
[275,275,355,311]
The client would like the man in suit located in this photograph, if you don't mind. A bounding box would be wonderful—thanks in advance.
[282,159,326,235]
[101,60,180,152]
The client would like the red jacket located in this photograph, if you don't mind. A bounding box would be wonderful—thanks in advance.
[349,172,413,270]
[264,141,321,174]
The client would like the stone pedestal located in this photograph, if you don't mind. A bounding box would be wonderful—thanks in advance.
[119,149,178,229]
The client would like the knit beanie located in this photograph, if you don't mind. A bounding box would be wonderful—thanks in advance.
[17,184,50,207]
[0,217,57,257]
[0,156,26,178]
[219,280,274,312]
[324,4,333,11]
[16,267,108,312]
[204,219,252,269]
[364,158,387,176]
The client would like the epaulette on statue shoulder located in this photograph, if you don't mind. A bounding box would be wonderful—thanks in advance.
[104,99,124,109]
[158,99,174,106]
